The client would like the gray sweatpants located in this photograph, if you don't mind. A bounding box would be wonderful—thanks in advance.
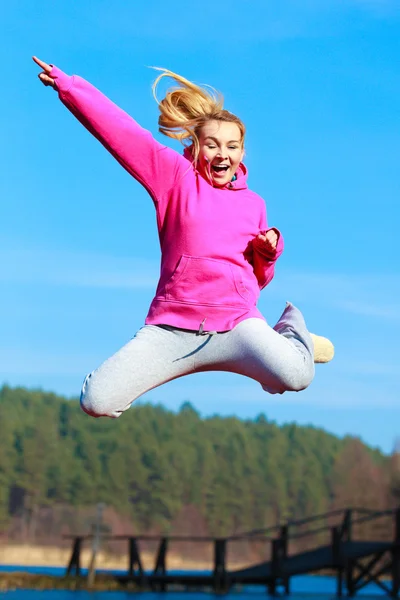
[80,302,315,418]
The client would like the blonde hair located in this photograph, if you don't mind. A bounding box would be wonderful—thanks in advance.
[152,68,245,163]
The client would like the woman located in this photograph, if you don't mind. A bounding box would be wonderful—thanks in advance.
[33,57,334,419]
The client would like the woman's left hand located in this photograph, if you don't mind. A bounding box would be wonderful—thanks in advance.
[32,56,56,88]
[254,229,278,256]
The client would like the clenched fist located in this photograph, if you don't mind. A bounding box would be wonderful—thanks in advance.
[253,228,279,257]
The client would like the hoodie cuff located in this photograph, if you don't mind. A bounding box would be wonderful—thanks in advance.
[49,65,75,94]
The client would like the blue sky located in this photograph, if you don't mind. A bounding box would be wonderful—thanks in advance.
[1,0,399,453]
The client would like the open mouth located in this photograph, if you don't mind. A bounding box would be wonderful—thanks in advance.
[211,165,230,175]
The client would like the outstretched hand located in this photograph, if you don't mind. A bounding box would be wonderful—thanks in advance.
[254,229,278,256]
[32,56,56,88]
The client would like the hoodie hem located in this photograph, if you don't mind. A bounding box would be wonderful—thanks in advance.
[145,300,265,332]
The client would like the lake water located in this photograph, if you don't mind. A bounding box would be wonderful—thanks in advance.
[0,566,387,598]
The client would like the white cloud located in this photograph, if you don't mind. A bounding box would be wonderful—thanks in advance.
[144,366,399,411]
[336,361,400,376]
[271,271,400,321]
[1,243,399,326]
[336,300,400,320]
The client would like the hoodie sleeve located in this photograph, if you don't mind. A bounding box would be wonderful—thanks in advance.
[49,66,186,206]
[252,202,284,290]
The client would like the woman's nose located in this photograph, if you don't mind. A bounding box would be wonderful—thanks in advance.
[216,148,228,158]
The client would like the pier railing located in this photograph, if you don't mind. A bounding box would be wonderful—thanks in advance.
[64,506,400,595]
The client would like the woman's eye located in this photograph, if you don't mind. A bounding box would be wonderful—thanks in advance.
[207,145,216,149]
[229,146,239,150]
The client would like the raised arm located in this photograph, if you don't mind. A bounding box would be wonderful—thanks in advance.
[33,57,186,205]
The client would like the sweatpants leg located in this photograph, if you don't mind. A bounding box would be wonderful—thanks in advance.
[80,302,314,418]
[194,302,315,394]
[80,325,197,418]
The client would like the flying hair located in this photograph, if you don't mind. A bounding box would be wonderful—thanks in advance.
[151,67,245,163]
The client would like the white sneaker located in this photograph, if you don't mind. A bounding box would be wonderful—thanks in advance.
[310,333,335,363]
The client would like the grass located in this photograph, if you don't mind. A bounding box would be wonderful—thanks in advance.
[0,571,132,592]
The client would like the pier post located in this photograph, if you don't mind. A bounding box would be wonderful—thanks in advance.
[153,537,168,592]
[344,510,355,596]
[87,502,105,587]
[281,525,290,595]
[392,508,400,597]
[268,538,277,595]
[332,527,343,597]
[128,537,144,585]
[270,534,287,595]
[213,539,227,593]
[66,536,82,577]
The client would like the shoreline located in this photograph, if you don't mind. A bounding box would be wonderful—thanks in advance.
[0,543,248,572]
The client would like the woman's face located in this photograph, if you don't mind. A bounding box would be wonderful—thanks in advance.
[198,120,244,187]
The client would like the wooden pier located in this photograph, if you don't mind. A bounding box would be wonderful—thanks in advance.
[66,507,400,596]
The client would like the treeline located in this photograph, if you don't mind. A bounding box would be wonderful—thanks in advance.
[0,385,398,542]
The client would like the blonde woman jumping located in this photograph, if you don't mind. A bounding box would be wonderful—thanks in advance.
[33,57,334,419]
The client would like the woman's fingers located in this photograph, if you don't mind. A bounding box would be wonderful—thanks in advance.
[255,230,278,253]
[38,72,55,87]
[265,230,278,248]
[32,56,52,73]
[32,56,55,88]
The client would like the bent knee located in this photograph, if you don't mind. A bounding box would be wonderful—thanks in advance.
[262,364,315,395]
[287,373,314,392]
[80,372,121,418]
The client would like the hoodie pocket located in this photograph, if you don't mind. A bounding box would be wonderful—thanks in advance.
[165,255,250,308]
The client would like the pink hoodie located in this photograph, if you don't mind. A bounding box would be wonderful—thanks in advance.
[50,66,284,332]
